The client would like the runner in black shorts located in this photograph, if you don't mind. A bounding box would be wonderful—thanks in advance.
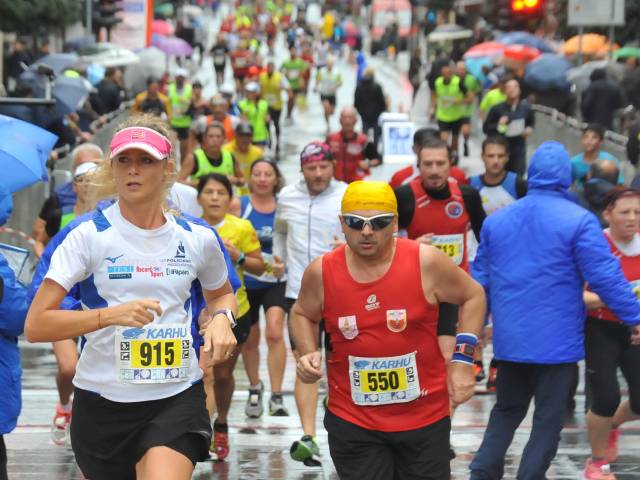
[438,119,462,137]
[25,115,238,480]
[582,188,640,479]
[320,94,337,107]
[196,173,266,460]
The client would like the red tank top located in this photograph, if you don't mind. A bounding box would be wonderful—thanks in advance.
[589,232,640,323]
[407,178,471,271]
[327,131,370,183]
[322,239,449,432]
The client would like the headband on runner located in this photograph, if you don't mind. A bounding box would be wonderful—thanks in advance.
[300,141,333,166]
[109,127,173,161]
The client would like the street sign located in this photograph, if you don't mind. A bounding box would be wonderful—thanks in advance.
[567,0,624,27]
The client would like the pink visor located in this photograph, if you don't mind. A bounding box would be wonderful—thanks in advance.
[109,127,173,161]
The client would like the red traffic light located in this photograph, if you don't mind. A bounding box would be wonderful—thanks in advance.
[512,0,540,12]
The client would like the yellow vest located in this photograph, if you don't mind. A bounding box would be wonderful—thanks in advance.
[259,71,284,110]
[168,82,193,128]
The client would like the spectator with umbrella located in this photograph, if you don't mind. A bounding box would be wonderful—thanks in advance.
[94,67,124,115]
[131,77,170,117]
[581,68,627,131]
[4,38,33,92]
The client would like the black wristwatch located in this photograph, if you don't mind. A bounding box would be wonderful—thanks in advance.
[454,343,475,357]
[212,308,237,328]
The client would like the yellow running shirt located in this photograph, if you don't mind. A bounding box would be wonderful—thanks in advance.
[214,214,260,318]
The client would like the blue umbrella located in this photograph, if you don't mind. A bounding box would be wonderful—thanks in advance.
[524,54,572,91]
[497,31,554,53]
[18,72,90,116]
[28,53,78,76]
[0,115,58,193]
[64,35,96,53]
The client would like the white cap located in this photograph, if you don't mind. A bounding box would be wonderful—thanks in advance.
[245,81,260,93]
[175,67,188,78]
[74,162,98,178]
[219,83,235,96]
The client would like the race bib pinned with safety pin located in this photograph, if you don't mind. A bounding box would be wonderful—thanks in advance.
[348,351,420,406]
[115,324,191,384]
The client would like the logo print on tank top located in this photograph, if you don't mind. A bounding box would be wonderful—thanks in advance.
[445,201,464,219]
[386,309,407,333]
[365,294,380,311]
[338,315,359,340]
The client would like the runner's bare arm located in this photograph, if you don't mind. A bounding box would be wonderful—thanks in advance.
[201,282,238,364]
[290,257,323,357]
[25,278,162,342]
[419,244,485,337]
[177,153,196,185]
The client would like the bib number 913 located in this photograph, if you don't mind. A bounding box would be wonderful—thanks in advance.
[131,340,179,368]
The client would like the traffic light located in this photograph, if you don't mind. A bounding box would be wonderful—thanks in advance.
[511,0,541,14]
[92,0,123,41]
[484,0,543,32]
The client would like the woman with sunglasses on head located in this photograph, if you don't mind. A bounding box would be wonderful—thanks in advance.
[196,172,264,460]
[291,180,486,480]
[25,114,238,480]
[583,187,640,480]
[229,159,289,418]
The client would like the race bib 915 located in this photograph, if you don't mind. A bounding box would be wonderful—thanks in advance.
[116,324,191,384]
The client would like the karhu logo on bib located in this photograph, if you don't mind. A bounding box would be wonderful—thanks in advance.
[338,315,358,340]
[386,309,407,333]
[365,294,380,311]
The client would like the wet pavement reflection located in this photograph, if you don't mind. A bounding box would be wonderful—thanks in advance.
[8,342,640,479]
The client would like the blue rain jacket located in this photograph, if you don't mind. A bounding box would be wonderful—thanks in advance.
[472,141,640,363]
[0,253,29,434]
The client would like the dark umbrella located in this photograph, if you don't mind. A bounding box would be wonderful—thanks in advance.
[28,53,78,76]
[64,35,96,53]
[524,54,572,91]
[497,31,554,53]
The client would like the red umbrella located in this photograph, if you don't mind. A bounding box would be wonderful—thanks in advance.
[504,44,541,63]
[152,19,174,37]
[464,41,506,59]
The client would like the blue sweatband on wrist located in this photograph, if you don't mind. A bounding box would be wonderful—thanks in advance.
[452,333,478,364]
[451,354,474,365]
[456,333,478,347]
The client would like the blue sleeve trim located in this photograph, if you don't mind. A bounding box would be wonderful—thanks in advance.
[175,216,193,232]
[92,209,112,232]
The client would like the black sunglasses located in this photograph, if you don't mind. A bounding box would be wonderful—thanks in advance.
[342,213,395,231]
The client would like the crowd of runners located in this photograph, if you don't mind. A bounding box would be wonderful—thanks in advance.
[0,1,639,480]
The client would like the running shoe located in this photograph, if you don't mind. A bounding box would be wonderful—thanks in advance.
[606,428,620,463]
[584,459,616,480]
[211,424,230,461]
[486,365,498,392]
[290,435,321,466]
[268,393,289,416]
[245,381,264,418]
[51,403,72,445]
[473,362,486,382]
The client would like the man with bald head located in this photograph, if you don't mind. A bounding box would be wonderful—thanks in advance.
[326,106,381,183]
[576,159,620,227]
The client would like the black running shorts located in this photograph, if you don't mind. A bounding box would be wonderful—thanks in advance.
[247,282,287,326]
[71,382,211,480]
[324,410,451,480]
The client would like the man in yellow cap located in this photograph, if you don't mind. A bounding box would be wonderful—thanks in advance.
[291,181,485,479]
